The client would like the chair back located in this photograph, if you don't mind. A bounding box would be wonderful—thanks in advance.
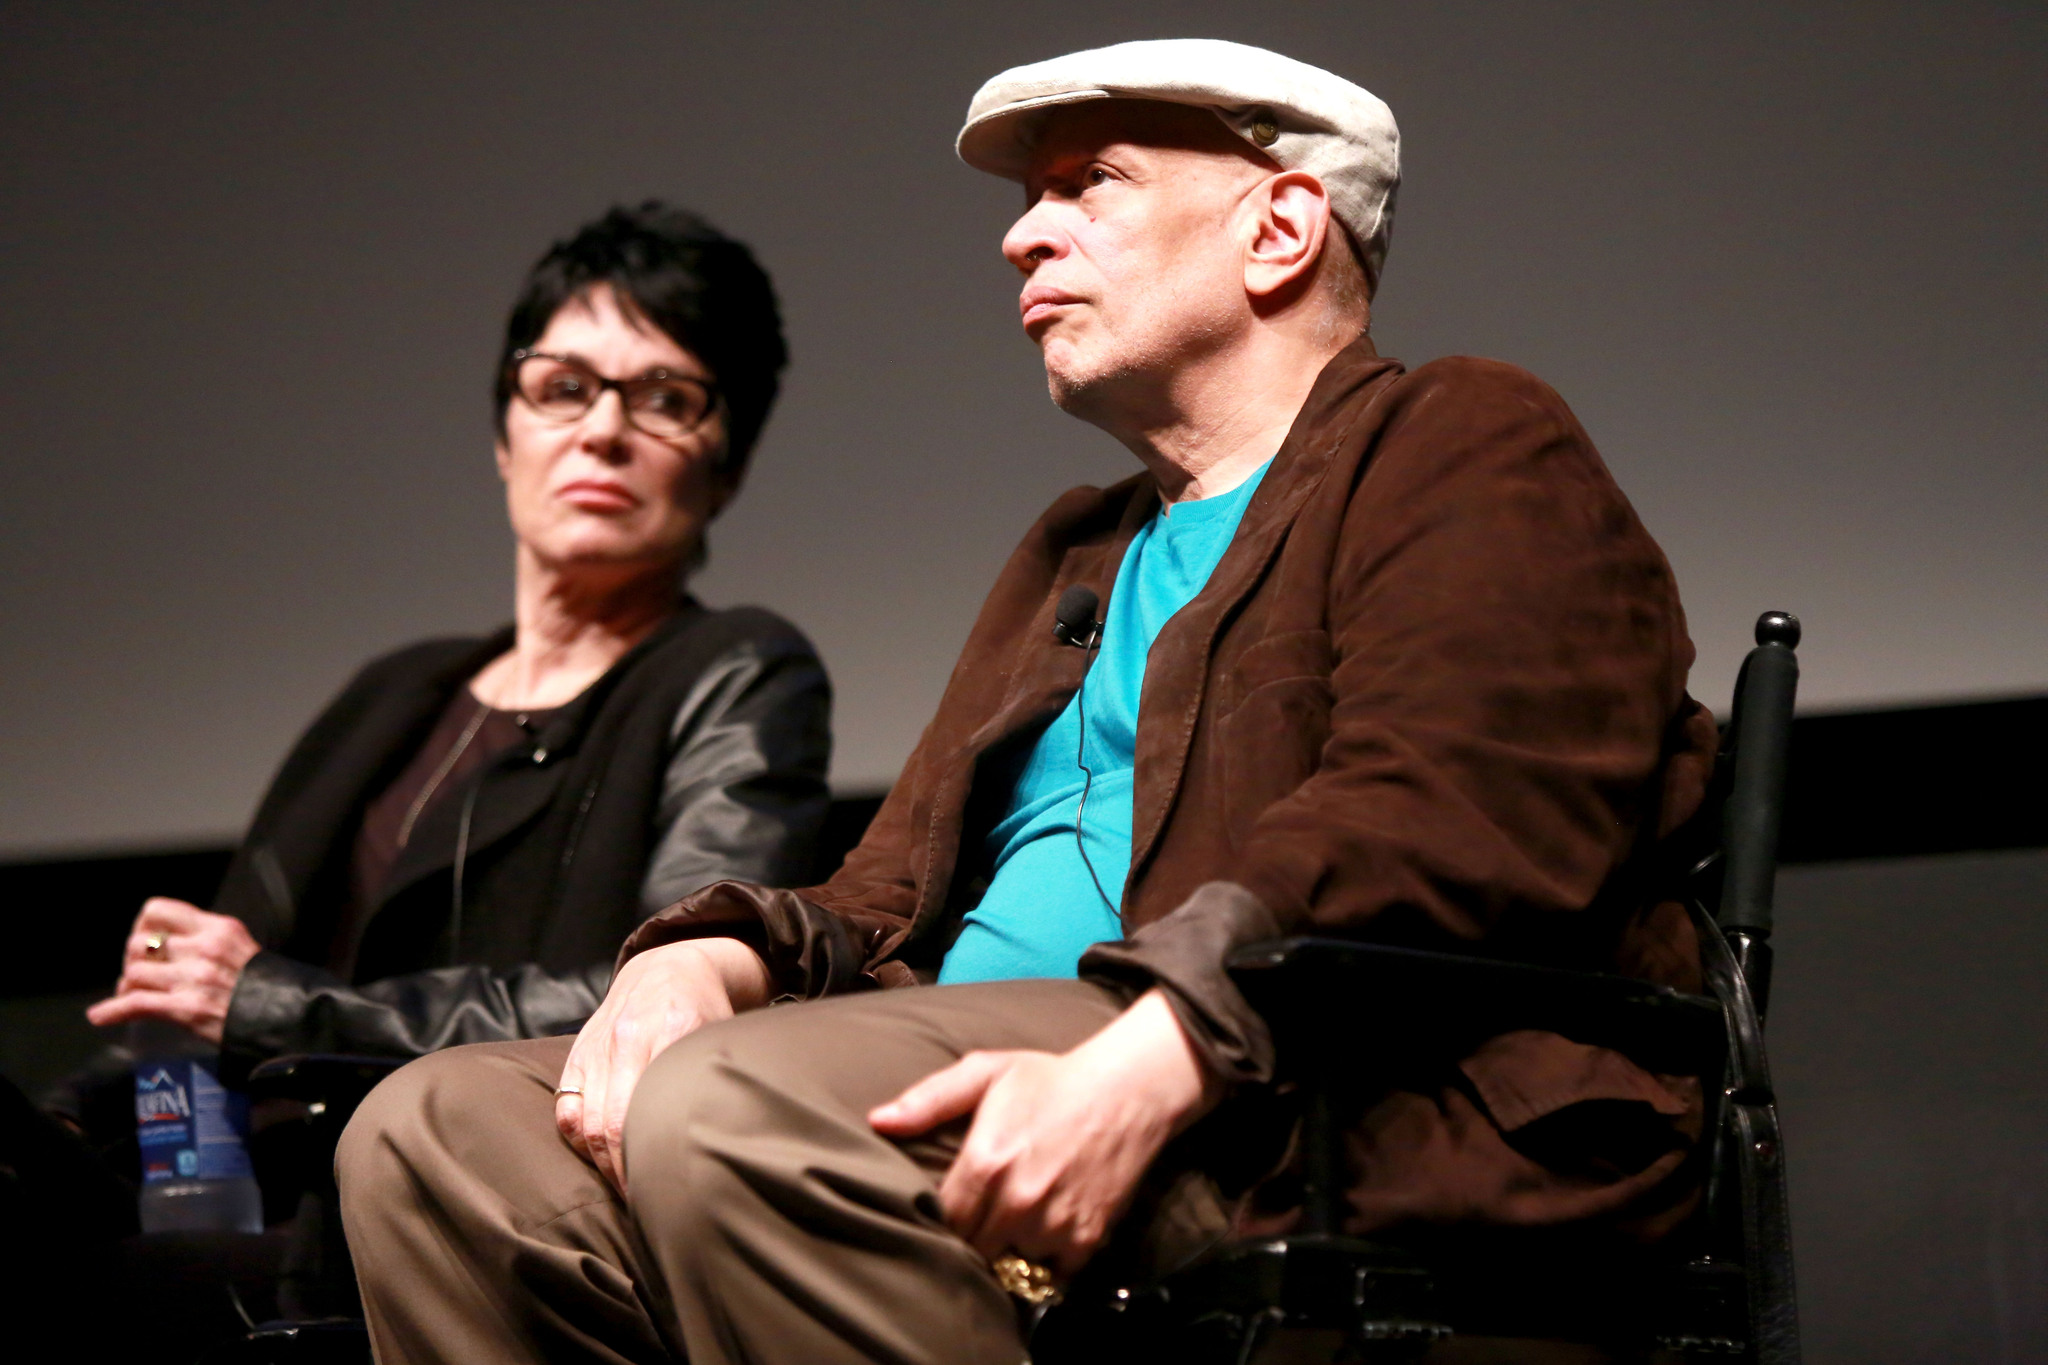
[1716,611,1801,1016]
[1689,611,1804,1364]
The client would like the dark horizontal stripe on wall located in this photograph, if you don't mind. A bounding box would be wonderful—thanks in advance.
[4,696,2044,996]
[1779,694,2048,864]
[2,844,236,996]
[0,796,892,998]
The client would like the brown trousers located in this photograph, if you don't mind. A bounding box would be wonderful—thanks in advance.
[336,979,1167,1365]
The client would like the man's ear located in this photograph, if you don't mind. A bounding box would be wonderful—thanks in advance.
[1244,171,1333,303]
[493,437,513,481]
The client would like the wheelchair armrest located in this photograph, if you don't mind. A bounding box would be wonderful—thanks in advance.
[245,1054,405,1110]
[1225,937,1725,1081]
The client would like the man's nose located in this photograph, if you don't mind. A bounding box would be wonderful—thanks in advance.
[1001,200,1065,274]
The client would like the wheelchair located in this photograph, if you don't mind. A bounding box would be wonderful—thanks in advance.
[1031,612,1804,1364]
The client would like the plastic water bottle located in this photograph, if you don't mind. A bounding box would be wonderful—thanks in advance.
[131,1019,263,1234]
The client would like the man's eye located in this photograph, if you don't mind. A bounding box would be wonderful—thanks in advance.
[1085,167,1110,186]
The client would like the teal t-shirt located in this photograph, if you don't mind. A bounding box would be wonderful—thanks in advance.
[938,460,1273,984]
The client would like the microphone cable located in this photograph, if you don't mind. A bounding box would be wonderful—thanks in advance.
[1071,632,1117,913]
[1054,584,1116,913]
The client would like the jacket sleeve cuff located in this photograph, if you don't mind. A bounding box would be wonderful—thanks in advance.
[219,949,348,1085]
[617,880,867,1001]
[1079,880,1283,1086]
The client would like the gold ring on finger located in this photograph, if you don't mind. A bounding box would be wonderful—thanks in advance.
[144,934,167,956]
[992,1253,1062,1305]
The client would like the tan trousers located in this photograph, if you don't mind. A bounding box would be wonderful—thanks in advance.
[337,978,1153,1365]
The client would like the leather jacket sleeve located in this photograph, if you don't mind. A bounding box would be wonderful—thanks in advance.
[223,952,610,1071]
[637,632,832,911]
[218,628,831,1076]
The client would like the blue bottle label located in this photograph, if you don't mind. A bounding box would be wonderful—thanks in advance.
[134,1058,254,1184]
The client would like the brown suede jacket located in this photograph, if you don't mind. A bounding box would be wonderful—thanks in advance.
[622,333,1721,1238]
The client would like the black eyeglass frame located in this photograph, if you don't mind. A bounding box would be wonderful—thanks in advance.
[508,348,724,441]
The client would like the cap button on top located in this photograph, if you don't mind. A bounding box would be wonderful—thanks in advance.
[1250,111,1279,146]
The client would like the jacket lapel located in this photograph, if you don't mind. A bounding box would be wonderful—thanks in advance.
[903,487,1154,937]
[1125,336,1401,888]
[242,633,506,947]
[958,486,1158,760]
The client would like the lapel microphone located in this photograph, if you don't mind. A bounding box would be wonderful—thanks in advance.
[1053,585,1104,649]
[1050,583,1116,911]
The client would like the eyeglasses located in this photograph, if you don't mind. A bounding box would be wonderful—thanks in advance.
[509,350,721,442]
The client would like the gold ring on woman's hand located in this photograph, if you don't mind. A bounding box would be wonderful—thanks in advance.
[144,934,166,956]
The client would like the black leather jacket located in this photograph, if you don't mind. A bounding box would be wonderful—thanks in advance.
[210,600,830,1082]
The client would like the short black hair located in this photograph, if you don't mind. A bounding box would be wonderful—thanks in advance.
[494,202,788,479]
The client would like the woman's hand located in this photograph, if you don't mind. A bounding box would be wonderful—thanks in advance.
[554,936,772,1195]
[867,989,1219,1281]
[85,898,263,1045]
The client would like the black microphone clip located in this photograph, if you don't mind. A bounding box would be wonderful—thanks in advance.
[1052,584,1104,650]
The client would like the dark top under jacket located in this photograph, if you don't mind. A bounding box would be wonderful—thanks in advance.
[336,690,559,978]
[213,599,831,1083]
[621,335,1723,1244]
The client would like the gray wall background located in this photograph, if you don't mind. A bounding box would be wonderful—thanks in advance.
[3,8,2045,1361]
[2,1,2042,857]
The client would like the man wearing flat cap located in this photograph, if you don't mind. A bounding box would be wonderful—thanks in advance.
[341,38,1717,1364]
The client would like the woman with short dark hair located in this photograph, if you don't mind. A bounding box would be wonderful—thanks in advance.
[80,201,830,1082]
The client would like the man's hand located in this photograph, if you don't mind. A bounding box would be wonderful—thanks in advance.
[85,898,262,1045]
[868,989,1218,1280]
[554,937,772,1195]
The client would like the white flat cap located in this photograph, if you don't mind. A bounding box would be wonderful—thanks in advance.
[958,38,1401,293]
